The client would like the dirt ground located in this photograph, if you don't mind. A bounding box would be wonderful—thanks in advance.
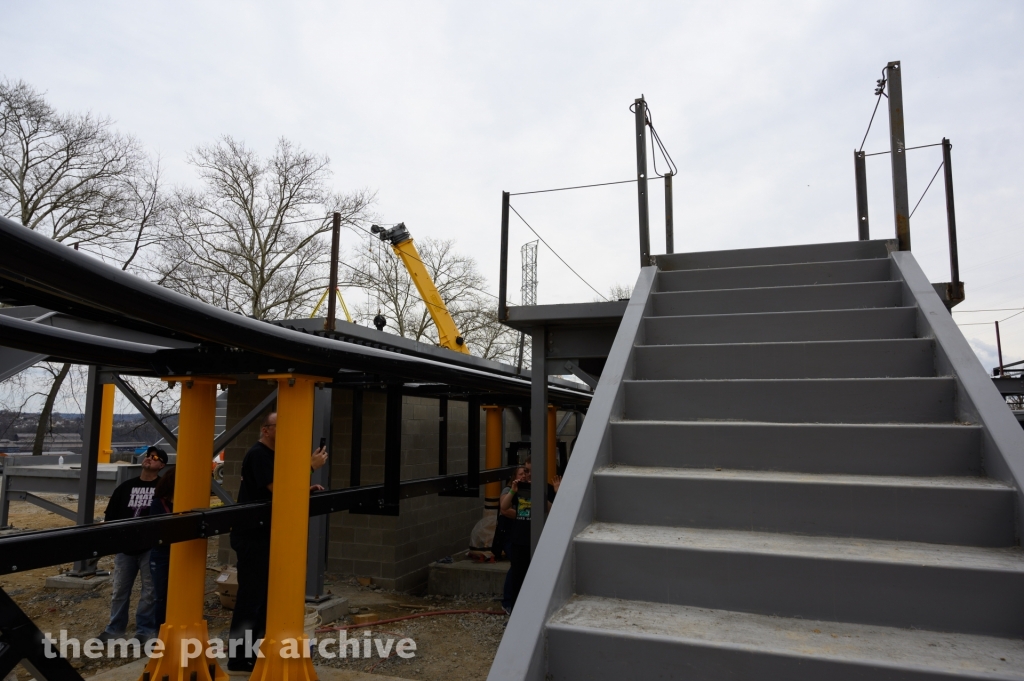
[1,495,507,681]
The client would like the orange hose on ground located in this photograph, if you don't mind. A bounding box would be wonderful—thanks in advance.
[315,609,505,633]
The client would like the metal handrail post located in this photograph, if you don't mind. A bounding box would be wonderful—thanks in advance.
[854,150,870,240]
[885,61,911,250]
[664,173,675,253]
[942,138,961,287]
[325,211,341,331]
[499,191,510,320]
[634,96,651,266]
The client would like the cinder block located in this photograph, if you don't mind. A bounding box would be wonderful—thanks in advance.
[311,596,349,625]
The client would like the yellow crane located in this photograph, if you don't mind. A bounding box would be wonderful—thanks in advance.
[371,222,470,354]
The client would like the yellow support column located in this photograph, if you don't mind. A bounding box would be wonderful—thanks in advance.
[482,406,503,512]
[547,405,557,484]
[143,377,232,681]
[98,383,115,463]
[250,374,326,681]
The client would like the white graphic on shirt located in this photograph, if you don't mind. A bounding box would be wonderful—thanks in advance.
[127,486,156,517]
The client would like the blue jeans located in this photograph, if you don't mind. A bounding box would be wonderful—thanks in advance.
[104,551,157,638]
[149,548,170,628]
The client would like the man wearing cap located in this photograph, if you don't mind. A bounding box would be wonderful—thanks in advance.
[98,445,167,644]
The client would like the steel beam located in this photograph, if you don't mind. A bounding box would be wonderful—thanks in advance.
[499,191,510,321]
[70,366,103,576]
[7,492,77,522]
[854,150,870,240]
[664,173,675,254]
[326,212,341,332]
[0,586,85,681]
[467,397,480,496]
[306,383,332,602]
[942,138,962,292]
[110,374,178,450]
[0,465,518,576]
[350,388,363,487]
[531,329,548,553]
[885,61,911,250]
[211,389,277,456]
[635,97,652,267]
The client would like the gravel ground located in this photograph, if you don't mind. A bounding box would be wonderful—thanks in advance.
[1,496,508,680]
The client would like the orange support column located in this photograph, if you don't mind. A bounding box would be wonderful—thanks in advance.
[482,406,503,511]
[547,404,557,484]
[98,383,115,463]
[251,374,326,681]
[143,377,232,681]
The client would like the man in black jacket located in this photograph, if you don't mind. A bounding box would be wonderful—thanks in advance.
[227,412,327,672]
[98,446,167,643]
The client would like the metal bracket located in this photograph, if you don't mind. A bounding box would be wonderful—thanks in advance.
[564,361,598,390]
[0,586,85,681]
[933,282,965,310]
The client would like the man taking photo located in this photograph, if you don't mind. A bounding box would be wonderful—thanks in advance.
[227,411,327,672]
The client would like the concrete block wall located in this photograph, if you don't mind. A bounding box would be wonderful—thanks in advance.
[218,378,524,591]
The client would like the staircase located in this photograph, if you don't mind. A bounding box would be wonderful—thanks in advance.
[490,240,1024,680]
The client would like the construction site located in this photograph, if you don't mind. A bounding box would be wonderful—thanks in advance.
[2,6,1024,679]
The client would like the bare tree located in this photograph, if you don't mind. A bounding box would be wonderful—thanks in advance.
[349,236,519,363]
[0,79,146,248]
[156,136,374,320]
[1,79,167,452]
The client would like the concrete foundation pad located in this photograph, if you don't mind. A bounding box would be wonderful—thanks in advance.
[427,558,509,596]
[310,596,349,625]
[45,573,111,590]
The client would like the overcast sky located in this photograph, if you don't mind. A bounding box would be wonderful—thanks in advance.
[2,0,1023,376]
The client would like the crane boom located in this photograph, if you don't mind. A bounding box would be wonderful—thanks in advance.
[371,223,470,354]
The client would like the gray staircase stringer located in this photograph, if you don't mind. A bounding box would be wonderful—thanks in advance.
[486,266,658,681]
[892,252,1024,542]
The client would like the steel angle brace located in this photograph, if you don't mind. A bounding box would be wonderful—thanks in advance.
[5,492,76,522]
[0,586,83,681]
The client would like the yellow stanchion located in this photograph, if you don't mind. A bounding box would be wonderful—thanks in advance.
[98,383,115,463]
[249,374,327,681]
[142,377,233,681]
[483,406,503,509]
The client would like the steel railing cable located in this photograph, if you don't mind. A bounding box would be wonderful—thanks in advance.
[863,142,943,157]
[510,178,638,196]
[858,69,888,152]
[909,161,945,219]
[643,104,678,178]
[346,221,503,302]
[958,309,1024,326]
[507,204,608,301]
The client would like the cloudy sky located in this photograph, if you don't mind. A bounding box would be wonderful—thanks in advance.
[2,0,1022,373]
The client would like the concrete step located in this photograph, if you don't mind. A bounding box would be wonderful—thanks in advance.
[656,239,893,271]
[634,338,935,380]
[547,596,1024,681]
[573,523,1024,637]
[651,281,904,317]
[623,377,956,424]
[657,258,892,292]
[644,307,918,345]
[610,421,982,476]
[593,466,1015,547]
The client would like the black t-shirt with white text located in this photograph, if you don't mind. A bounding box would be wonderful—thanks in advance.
[104,476,159,522]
